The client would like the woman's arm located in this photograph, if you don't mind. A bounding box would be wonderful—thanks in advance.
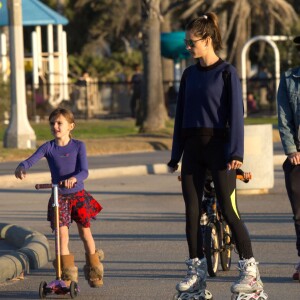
[168,71,186,169]
[228,66,244,164]
[277,72,297,155]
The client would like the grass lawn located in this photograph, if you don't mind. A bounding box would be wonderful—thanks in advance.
[0,116,278,162]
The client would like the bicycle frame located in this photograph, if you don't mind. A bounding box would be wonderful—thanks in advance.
[201,176,235,277]
[177,170,250,277]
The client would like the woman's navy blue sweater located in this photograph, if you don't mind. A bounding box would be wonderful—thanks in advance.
[169,59,244,167]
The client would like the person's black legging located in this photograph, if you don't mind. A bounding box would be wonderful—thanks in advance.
[283,159,300,256]
[181,135,253,260]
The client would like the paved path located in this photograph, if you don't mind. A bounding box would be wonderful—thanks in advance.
[0,165,299,299]
[0,143,299,300]
[0,151,171,176]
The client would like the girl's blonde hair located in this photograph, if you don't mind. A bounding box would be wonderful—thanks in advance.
[185,12,223,52]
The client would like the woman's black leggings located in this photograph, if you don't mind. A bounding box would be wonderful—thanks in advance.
[283,159,300,256]
[181,136,253,260]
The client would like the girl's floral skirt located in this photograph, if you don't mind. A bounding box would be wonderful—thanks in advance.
[47,189,102,230]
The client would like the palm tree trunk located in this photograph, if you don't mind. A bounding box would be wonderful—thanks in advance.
[218,10,228,60]
[161,0,174,88]
[140,0,167,132]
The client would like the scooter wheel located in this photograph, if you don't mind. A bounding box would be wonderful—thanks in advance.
[39,281,47,299]
[70,281,79,298]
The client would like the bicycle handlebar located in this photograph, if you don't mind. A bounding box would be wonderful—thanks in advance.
[177,170,252,183]
[236,174,251,183]
[236,174,252,179]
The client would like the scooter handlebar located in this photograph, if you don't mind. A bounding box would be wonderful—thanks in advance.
[35,183,53,190]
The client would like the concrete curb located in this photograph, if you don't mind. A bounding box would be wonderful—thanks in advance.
[0,163,170,188]
[0,155,285,188]
[0,223,51,283]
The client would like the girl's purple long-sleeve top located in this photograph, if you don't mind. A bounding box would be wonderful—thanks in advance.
[19,139,88,194]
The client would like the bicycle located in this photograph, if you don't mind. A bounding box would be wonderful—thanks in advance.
[200,170,251,277]
[178,170,251,277]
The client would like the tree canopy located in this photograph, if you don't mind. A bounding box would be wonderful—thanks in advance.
[42,0,299,78]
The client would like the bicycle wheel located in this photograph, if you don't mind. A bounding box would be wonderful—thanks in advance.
[220,220,232,271]
[203,223,220,277]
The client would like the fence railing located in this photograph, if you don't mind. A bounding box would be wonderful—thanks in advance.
[0,77,277,123]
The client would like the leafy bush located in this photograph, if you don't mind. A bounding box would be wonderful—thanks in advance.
[68,50,142,82]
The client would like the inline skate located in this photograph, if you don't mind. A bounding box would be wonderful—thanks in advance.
[231,257,268,300]
[292,261,300,281]
[173,257,213,300]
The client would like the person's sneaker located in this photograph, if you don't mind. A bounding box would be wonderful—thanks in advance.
[176,257,207,292]
[292,261,300,280]
[231,257,264,293]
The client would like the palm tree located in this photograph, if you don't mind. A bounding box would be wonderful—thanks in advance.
[178,0,298,74]
[62,0,141,55]
[160,0,174,87]
[140,0,168,132]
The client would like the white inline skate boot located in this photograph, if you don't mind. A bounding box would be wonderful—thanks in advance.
[292,261,300,281]
[231,257,268,300]
[174,257,213,300]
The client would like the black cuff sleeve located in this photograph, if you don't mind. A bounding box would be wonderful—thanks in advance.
[167,159,179,168]
[230,156,243,163]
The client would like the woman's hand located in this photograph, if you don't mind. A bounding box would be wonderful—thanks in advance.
[168,164,179,173]
[288,152,300,165]
[243,172,252,180]
[15,165,26,180]
[61,177,77,189]
[227,160,243,170]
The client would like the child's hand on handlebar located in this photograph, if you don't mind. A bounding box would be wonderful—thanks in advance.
[60,177,77,189]
[15,165,26,180]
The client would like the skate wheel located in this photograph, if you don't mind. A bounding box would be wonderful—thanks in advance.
[231,293,238,300]
[172,292,184,300]
[204,289,213,299]
[194,295,205,300]
[257,290,268,300]
[69,281,79,298]
[39,281,47,299]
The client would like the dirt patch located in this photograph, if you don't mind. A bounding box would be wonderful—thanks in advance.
[0,136,173,162]
[85,136,172,156]
[0,129,280,162]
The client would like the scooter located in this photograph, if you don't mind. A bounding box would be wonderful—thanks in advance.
[35,183,79,299]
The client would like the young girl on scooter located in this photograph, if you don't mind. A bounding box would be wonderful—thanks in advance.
[15,107,104,288]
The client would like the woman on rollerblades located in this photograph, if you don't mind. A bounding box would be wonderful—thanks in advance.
[167,12,267,300]
[277,35,300,283]
[15,108,104,289]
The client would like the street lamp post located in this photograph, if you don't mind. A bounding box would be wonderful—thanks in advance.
[4,0,36,149]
